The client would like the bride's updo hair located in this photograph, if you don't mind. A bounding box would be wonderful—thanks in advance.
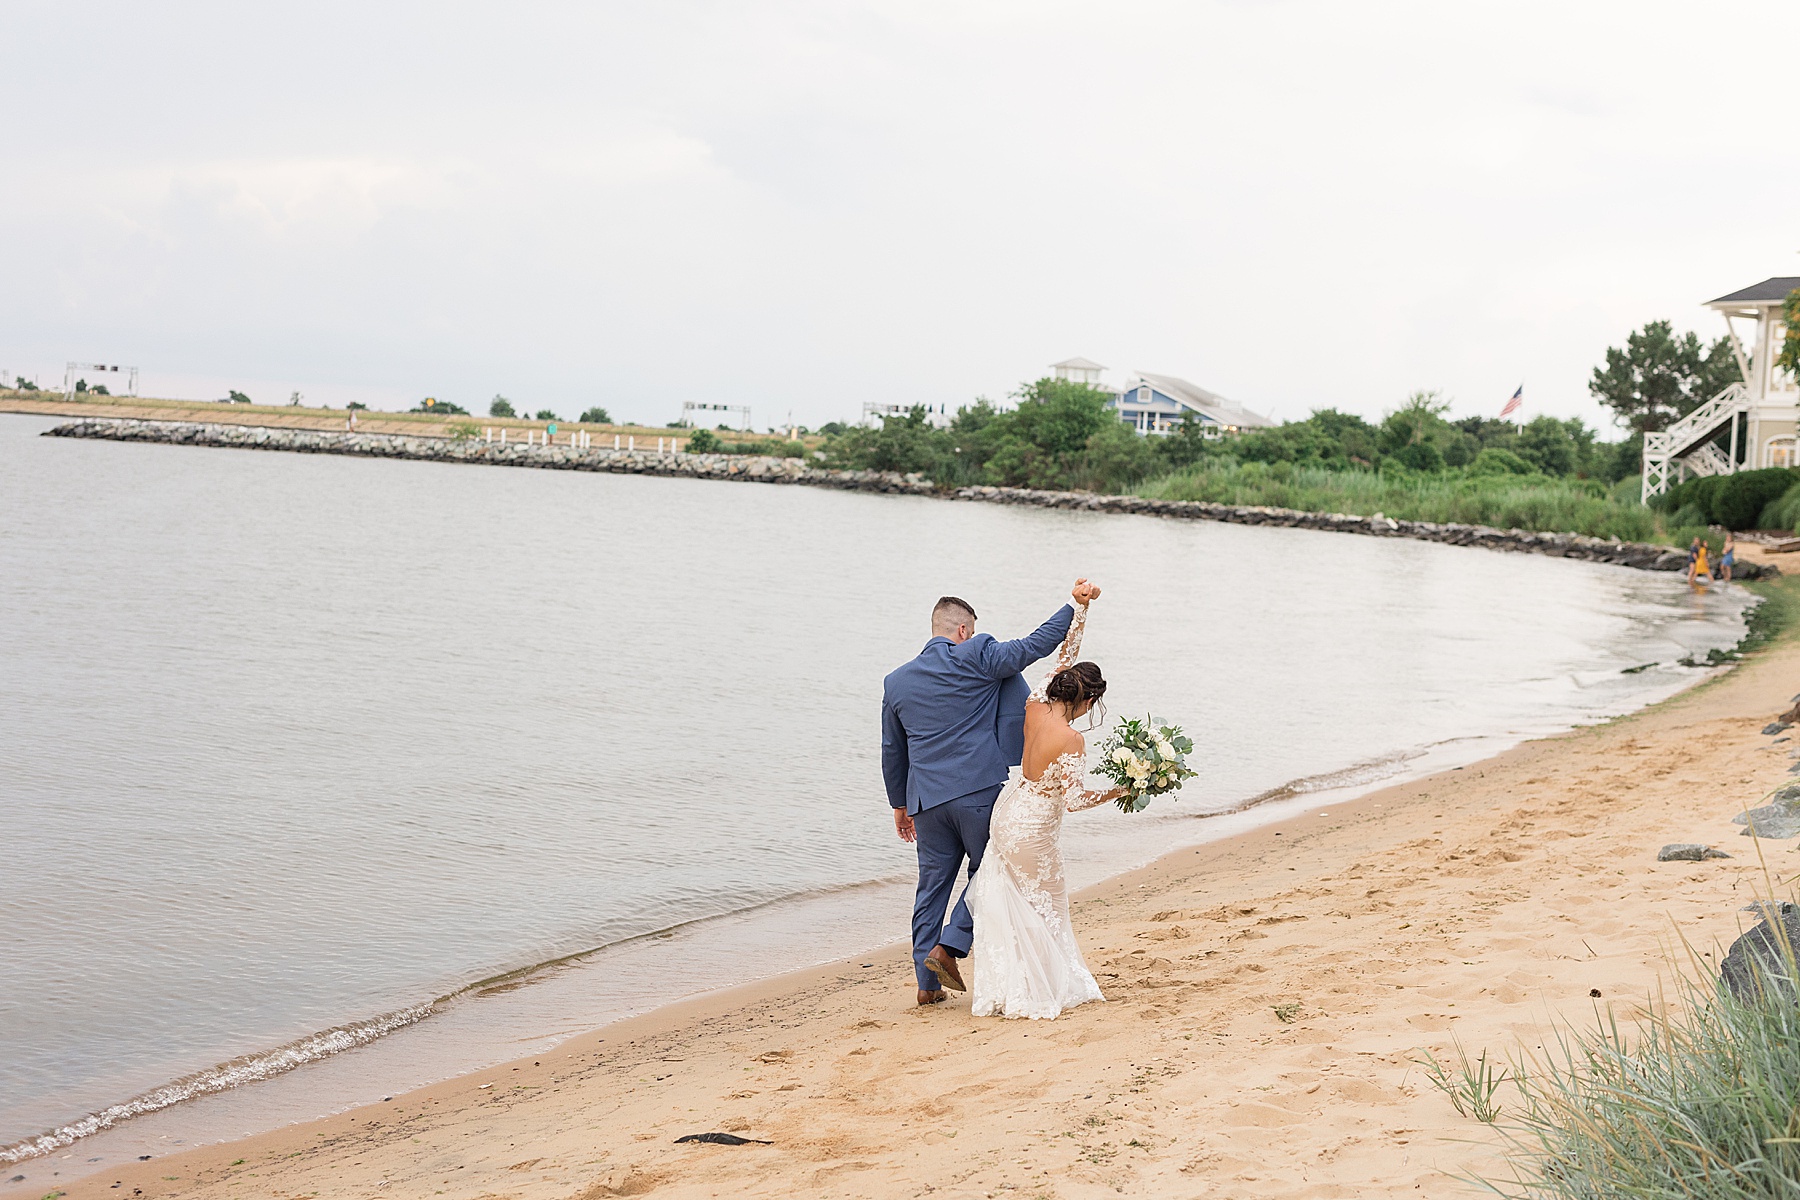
[1045,661,1106,709]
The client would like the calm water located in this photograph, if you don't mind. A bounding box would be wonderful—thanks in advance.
[0,413,1752,1170]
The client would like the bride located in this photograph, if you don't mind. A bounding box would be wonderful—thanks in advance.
[966,588,1128,1019]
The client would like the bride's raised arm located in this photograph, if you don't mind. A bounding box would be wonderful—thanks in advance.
[1053,600,1088,674]
[1029,597,1089,704]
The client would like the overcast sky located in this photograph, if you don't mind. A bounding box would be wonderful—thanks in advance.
[3,0,1795,431]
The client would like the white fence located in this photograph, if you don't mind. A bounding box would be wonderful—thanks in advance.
[482,428,685,453]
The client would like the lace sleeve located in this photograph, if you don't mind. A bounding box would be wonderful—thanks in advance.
[1057,748,1113,812]
[1028,602,1088,703]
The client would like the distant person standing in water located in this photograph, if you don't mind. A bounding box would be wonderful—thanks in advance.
[1687,537,1712,584]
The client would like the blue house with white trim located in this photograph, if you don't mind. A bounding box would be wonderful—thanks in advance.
[1052,358,1272,436]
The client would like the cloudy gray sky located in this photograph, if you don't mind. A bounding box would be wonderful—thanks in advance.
[3,0,1794,431]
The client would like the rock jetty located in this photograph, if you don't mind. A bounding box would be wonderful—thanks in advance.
[47,417,935,495]
[45,418,1778,580]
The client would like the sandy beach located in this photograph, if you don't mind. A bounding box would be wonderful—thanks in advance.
[27,584,1800,1199]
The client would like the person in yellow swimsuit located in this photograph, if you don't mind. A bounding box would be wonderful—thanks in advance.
[1690,539,1712,584]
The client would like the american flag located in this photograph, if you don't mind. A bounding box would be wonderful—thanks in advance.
[1499,385,1523,420]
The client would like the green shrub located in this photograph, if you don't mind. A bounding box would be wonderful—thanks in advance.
[1469,447,1533,476]
[1392,441,1445,472]
[579,406,611,424]
[684,428,722,453]
[1515,415,1580,476]
[1671,502,1709,529]
[1760,482,1800,533]
[1713,468,1800,529]
[1659,467,1800,527]
[489,395,515,418]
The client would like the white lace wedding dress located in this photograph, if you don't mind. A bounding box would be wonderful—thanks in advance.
[967,602,1111,1019]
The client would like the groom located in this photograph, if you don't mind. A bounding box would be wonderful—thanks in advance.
[881,581,1093,1005]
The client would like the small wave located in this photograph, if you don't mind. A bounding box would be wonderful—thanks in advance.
[0,1003,433,1165]
[1201,748,1427,819]
[0,875,914,1163]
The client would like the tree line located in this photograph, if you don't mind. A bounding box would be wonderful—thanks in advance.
[823,380,1637,494]
[823,301,1798,498]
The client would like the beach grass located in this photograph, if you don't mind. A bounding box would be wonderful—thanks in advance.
[1136,461,1701,544]
[1491,943,1800,1198]
[1467,578,1800,1197]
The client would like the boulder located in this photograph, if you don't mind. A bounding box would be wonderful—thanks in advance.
[1732,785,1800,838]
[1721,906,1800,1003]
[1737,805,1800,838]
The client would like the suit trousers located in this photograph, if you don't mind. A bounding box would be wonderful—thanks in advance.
[910,783,1003,990]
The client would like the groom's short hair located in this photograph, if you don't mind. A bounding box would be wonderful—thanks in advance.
[932,596,977,633]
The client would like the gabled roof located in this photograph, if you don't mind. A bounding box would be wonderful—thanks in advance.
[1052,356,1107,371]
[1129,370,1274,429]
[1708,277,1800,306]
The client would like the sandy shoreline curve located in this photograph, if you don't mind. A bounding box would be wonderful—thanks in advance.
[23,587,1800,1199]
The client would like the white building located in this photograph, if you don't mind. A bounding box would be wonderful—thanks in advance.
[861,401,951,429]
[1050,357,1272,436]
[1642,276,1800,499]
[1050,356,1113,389]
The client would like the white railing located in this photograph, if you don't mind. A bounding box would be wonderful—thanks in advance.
[1640,382,1750,501]
[1685,441,1734,477]
[1661,382,1747,458]
[479,429,684,453]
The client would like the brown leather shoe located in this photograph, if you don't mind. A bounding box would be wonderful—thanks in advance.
[924,946,967,992]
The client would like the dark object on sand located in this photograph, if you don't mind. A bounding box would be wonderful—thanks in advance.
[1765,721,1794,736]
[1658,843,1731,861]
[675,1132,772,1146]
[1721,906,1800,1003]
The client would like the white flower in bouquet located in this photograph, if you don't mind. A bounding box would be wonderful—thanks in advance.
[1096,715,1198,813]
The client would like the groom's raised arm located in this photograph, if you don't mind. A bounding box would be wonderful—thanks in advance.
[973,604,1074,680]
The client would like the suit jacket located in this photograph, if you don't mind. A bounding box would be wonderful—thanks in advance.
[881,605,1074,816]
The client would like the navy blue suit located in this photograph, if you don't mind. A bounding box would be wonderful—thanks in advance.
[881,604,1075,990]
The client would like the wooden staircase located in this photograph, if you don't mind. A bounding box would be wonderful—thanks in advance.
[1641,383,1748,501]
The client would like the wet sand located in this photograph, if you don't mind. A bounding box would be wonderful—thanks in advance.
[33,589,1800,1200]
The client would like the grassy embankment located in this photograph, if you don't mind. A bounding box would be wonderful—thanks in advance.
[1136,460,1703,545]
[0,390,818,455]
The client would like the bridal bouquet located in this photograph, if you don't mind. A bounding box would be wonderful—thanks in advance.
[1097,716,1197,813]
